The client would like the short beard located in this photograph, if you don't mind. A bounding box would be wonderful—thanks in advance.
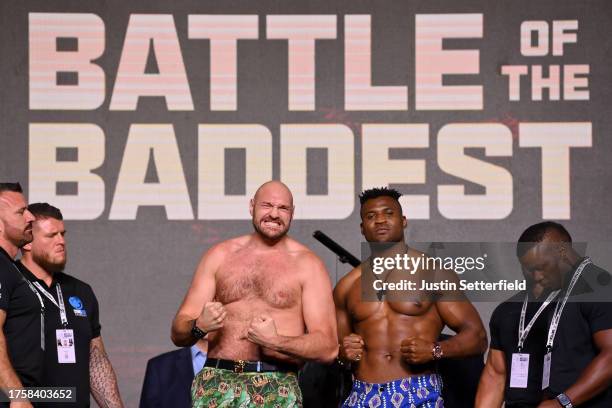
[252,219,288,242]
[6,226,33,248]
[18,231,33,247]
[32,252,66,274]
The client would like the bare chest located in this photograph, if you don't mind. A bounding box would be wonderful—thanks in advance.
[347,277,435,323]
[215,254,301,309]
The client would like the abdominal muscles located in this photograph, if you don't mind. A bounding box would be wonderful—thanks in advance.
[351,301,443,382]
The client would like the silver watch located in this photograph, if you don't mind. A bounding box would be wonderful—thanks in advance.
[432,342,443,360]
[556,393,573,408]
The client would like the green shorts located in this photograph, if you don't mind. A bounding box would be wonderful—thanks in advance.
[191,367,302,408]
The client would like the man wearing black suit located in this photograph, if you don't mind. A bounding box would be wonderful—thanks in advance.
[139,341,207,408]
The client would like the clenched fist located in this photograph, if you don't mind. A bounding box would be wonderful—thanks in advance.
[341,333,365,362]
[400,337,435,364]
[246,314,279,347]
[195,302,226,333]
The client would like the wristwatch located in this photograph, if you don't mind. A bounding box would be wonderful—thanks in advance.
[432,342,444,360]
[556,393,573,408]
[191,320,207,340]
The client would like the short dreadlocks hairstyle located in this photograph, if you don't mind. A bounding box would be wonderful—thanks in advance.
[359,186,402,212]
[516,221,572,258]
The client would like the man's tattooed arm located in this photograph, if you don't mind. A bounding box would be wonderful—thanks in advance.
[89,336,124,408]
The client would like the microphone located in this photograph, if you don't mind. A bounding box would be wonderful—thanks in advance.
[313,230,361,267]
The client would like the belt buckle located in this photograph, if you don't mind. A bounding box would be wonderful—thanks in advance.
[234,360,246,373]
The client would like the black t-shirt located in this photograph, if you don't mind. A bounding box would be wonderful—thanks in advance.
[490,291,551,407]
[18,263,101,408]
[545,262,612,408]
[0,247,44,387]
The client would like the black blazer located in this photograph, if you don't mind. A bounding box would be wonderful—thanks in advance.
[139,348,194,408]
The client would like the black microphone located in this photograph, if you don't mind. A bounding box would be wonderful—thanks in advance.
[312,230,361,267]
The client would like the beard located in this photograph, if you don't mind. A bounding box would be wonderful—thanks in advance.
[32,251,66,274]
[252,217,290,241]
[5,224,33,248]
[21,229,33,246]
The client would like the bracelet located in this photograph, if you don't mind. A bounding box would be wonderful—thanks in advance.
[432,342,444,360]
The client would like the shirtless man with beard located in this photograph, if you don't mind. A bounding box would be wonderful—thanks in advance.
[334,187,487,408]
[172,181,337,408]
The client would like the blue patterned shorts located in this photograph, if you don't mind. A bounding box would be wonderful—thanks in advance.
[342,374,444,408]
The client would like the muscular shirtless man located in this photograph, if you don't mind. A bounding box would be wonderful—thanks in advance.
[171,181,337,408]
[334,187,487,407]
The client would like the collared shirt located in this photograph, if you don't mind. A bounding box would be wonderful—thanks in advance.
[190,345,207,376]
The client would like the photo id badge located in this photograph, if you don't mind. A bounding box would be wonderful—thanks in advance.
[510,353,530,388]
[542,352,552,390]
[56,329,76,364]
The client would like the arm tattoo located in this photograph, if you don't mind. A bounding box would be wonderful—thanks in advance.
[89,337,124,408]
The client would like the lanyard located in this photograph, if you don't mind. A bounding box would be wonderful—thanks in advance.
[32,281,68,327]
[518,289,559,351]
[546,257,592,350]
[10,263,46,351]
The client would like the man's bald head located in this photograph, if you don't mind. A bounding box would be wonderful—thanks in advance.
[253,181,294,207]
[0,183,35,255]
[250,181,294,242]
[516,221,572,259]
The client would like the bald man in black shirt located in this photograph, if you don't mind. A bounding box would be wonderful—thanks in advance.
[0,183,42,408]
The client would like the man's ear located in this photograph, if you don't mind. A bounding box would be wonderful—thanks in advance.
[360,222,364,236]
[22,242,32,252]
[402,216,407,229]
[558,242,566,256]
[288,205,295,223]
[249,199,254,216]
[558,242,574,267]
